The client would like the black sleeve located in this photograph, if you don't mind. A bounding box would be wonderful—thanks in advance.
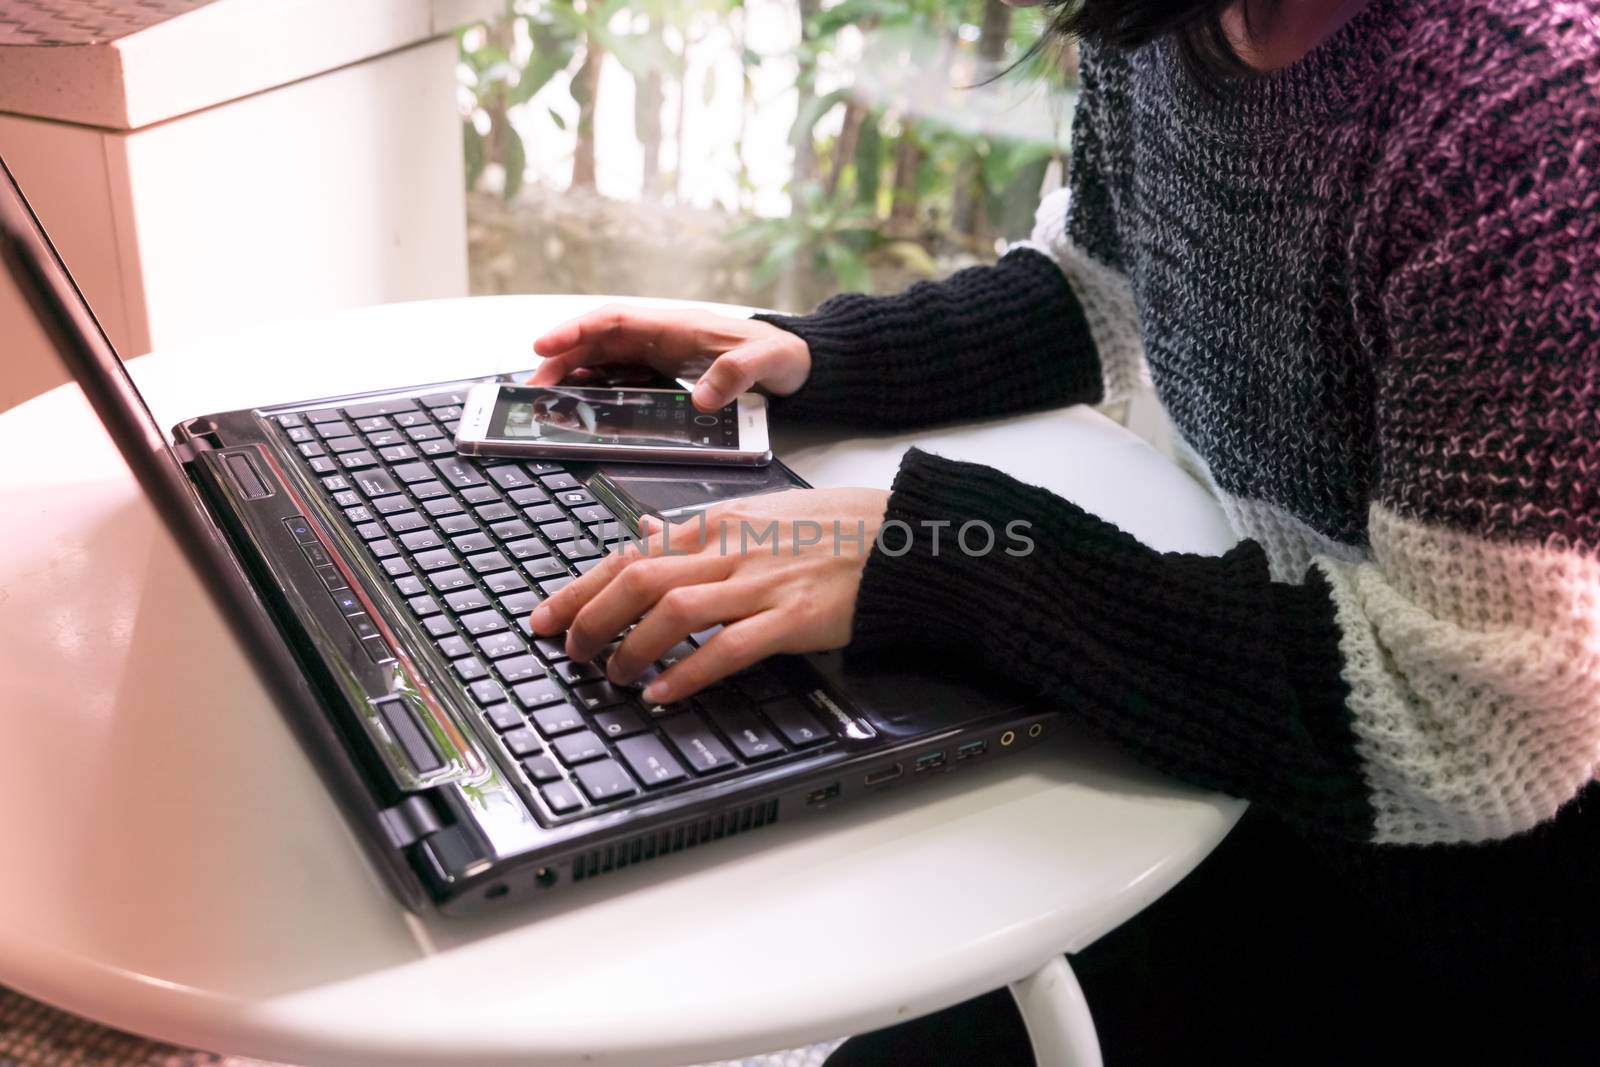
[850,448,1375,839]
[753,248,1104,429]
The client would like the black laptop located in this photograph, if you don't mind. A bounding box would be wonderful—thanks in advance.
[1,158,1055,915]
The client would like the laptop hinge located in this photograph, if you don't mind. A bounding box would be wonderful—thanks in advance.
[170,439,201,464]
[378,794,444,849]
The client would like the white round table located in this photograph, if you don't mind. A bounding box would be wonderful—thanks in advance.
[0,295,1244,1067]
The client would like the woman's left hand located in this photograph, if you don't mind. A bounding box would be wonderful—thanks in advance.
[529,488,890,704]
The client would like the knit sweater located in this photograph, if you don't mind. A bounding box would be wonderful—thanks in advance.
[757,0,1600,999]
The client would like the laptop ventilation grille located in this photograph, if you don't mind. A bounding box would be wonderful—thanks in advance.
[569,799,780,883]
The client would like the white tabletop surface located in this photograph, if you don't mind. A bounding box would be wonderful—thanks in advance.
[0,295,1244,1066]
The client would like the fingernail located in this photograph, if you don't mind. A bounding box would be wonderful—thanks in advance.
[642,680,668,703]
[692,384,716,409]
[530,605,552,632]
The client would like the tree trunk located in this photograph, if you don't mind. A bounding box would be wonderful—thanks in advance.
[890,123,922,226]
[570,36,604,191]
[637,68,665,200]
[791,0,822,188]
[951,0,1013,242]
[825,101,867,199]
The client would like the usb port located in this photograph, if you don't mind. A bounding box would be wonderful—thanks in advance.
[914,752,946,773]
[864,763,903,786]
[806,782,841,806]
[956,740,988,760]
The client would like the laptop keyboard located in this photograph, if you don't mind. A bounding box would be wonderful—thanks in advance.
[270,388,837,819]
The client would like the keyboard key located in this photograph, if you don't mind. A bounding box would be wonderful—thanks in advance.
[395,575,426,597]
[524,461,564,475]
[497,589,541,615]
[525,556,569,580]
[405,424,444,442]
[477,631,528,660]
[525,503,564,524]
[573,680,630,711]
[475,502,517,523]
[555,488,596,507]
[506,537,550,561]
[298,441,325,458]
[408,594,441,617]
[572,503,617,525]
[616,734,688,787]
[575,558,604,574]
[539,519,578,542]
[393,410,430,427]
[573,759,636,802]
[459,609,509,636]
[553,730,607,765]
[485,703,524,731]
[330,589,363,614]
[534,636,569,662]
[433,406,463,421]
[528,701,583,733]
[490,519,533,540]
[327,435,367,454]
[661,715,738,773]
[283,515,316,542]
[372,494,413,516]
[428,568,475,592]
[460,485,499,505]
[277,413,305,428]
[592,706,648,739]
[424,497,465,518]
[364,430,405,449]
[435,457,485,489]
[452,532,494,554]
[420,389,469,409]
[658,641,696,667]
[509,486,549,506]
[707,705,786,761]
[502,726,544,758]
[444,587,490,613]
[540,781,583,815]
[400,529,446,552]
[734,668,789,703]
[540,575,575,596]
[344,399,419,419]
[308,456,337,474]
[423,614,456,638]
[418,438,455,457]
[412,548,459,573]
[305,408,343,423]
[555,539,603,563]
[478,462,530,489]
[344,505,374,525]
[411,480,450,501]
[354,415,392,433]
[331,490,362,509]
[763,698,831,747]
[437,634,472,658]
[385,511,428,533]
[379,445,416,463]
[339,451,378,470]
[541,472,581,491]
[320,474,350,492]
[315,419,355,439]
[485,570,529,596]
[381,557,413,579]
[346,613,380,640]
[494,655,545,683]
[393,462,433,484]
[521,755,562,783]
[454,656,489,682]
[467,551,512,575]
[469,679,507,706]
[438,514,478,535]
[555,660,603,685]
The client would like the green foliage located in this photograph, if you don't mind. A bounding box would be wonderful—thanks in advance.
[733,182,881,296]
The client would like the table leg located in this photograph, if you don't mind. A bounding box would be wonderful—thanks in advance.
[1008,956,1103,1067]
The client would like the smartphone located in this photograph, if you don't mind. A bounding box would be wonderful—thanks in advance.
[455,383,772,466]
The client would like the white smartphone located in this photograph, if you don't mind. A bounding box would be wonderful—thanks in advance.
[455,382,772,466]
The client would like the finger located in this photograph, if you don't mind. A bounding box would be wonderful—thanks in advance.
[528,346,595,385]
[533,305,707,362]
[530,537,648,635]
[641,612,788,704]
[692,338,791,411]
[564,549,736,661]
[605,578,767,684]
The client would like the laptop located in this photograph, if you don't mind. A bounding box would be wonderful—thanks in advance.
[1,158,1054,915]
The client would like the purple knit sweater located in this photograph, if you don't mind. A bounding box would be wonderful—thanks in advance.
[758,0,1600,1004]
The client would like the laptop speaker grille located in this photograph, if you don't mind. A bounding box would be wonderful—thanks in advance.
[569,798,780,883]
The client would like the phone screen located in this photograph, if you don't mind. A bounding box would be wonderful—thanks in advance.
[489,386,739,449]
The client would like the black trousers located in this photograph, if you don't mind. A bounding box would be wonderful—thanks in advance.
[824,808,1596,1066]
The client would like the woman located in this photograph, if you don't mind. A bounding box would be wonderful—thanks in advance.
[529,0,1599,1059]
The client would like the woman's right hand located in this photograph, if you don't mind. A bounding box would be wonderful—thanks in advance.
[531,305,812,413]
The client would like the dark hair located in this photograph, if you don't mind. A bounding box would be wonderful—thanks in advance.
[1041,0,1276,84]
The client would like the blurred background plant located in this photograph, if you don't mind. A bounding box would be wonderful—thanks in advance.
[458,0,1078,311]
